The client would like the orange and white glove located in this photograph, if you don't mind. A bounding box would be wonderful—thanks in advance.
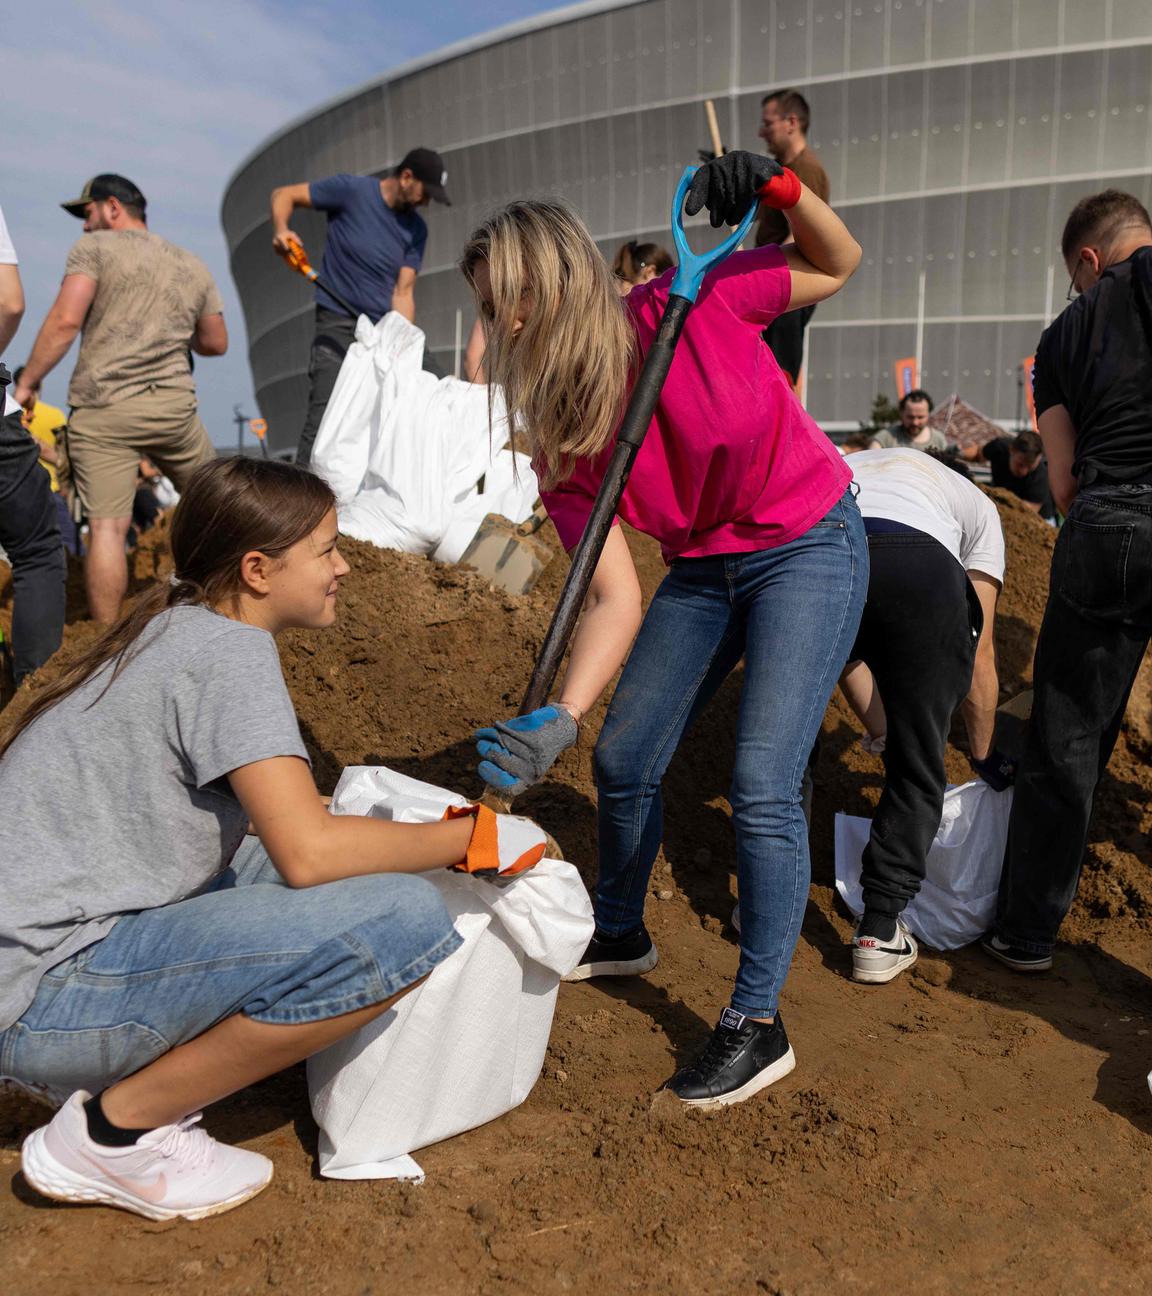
[442,804,548,876]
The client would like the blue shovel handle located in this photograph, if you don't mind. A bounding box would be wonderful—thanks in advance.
[669,164,760,302]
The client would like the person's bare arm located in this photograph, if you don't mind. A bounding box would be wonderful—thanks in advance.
[191,312,228,357]
[229,756,474,887]
[780,186,862,310]
[552,525,644,718]
[839,660,886,741]
[270,182,313,255]
[392,267,417,323]
[1037,405,1077,514]
[12,275,96,403]
[960,572,1001,761]
[0,263,25,356]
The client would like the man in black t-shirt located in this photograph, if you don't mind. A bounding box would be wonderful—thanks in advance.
[984,190,1152,975]
[964,431,1054,518]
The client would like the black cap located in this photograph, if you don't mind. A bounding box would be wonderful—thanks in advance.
[61,174,147,219]
[397,148,451,206]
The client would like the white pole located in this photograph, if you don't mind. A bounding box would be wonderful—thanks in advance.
[453,307,463,379]
[1043,264,1056,327]
[914,269,926,380]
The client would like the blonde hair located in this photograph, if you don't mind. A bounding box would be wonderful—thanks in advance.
[460,199,636,487]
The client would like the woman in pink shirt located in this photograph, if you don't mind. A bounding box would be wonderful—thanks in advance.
[467,152,867,1107]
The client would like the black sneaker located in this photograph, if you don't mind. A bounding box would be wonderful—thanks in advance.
[980,934,1053,973]
[562,925,659,982]
[663,1009,796,1108]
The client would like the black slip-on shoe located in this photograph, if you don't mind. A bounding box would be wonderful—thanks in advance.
[980,934,1053,973]
[663,1009,796,1108]
[563,925,659,982]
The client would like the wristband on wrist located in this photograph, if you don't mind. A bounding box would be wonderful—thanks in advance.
[757,168,803,211]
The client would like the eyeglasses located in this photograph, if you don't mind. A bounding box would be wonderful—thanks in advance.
[1065,270,1080,303]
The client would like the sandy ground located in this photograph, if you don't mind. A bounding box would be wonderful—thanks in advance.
[1,493,1150,1294]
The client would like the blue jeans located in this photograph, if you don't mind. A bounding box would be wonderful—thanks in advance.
[593,490,867,1017]
[0,839,462,1106]
[995,484,1152,955]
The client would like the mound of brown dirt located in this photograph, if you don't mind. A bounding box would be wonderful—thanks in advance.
[2,495,1151,1293]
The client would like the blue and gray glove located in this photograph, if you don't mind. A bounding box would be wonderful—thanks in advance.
[970,748,1017,792]
[475,705,579,798]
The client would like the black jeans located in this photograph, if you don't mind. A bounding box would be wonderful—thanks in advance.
[0,409,66,684]
[295,307,447,467]
[852,531,981,917]
[761,304,816,385]
[995,484,1152,954]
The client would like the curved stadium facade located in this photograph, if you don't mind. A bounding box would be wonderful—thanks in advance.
[222,0,1152,455]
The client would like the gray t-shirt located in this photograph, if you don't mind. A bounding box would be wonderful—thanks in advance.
[0,605,309,1030]
[871,424,948,452]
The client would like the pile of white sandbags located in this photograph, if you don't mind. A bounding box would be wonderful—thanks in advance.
[310,314,537,562]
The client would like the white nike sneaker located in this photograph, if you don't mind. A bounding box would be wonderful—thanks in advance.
[21,1091,273,1221]
[852,916,919,984]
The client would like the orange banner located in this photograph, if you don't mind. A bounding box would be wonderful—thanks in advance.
[1021,356,1037,430]
[894,356,918,398]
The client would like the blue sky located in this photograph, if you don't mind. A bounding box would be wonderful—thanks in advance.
[2,0,564,445]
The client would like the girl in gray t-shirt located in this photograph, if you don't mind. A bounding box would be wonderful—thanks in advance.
[3,456,546,1222]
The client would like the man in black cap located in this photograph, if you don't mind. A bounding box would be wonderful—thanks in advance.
[13,174,226,623]
[270,148,451,466]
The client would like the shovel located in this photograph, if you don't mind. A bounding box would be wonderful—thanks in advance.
[483,165,759,824]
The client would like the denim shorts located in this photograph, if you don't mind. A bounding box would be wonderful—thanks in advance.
[0,839,462,1106]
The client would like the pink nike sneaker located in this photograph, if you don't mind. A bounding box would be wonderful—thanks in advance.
[21,1091,273,1221]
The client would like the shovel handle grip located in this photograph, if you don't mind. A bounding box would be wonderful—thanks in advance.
[669,164,759,302]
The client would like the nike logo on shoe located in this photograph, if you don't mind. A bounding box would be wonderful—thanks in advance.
[77,1148,169,1203]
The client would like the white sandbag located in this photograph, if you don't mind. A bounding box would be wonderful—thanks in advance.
[310,314,538,557]
[834,780,1013,950]
[307,766,594,1181]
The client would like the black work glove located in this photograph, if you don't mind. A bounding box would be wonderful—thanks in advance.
[685,150,783,228]
[970,748,1018,792]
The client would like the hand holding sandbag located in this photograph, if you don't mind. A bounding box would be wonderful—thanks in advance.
[475,705,578,797]
[970,748,1018,792]
[443,804,549,876]
[685,150,796,228]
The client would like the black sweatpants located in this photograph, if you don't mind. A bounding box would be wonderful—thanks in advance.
[851,529,982,917]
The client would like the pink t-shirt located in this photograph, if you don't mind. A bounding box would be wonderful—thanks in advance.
[539,245,851,563]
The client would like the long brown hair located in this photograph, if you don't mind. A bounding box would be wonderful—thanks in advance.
[460,198,637,488]
[0,457,334,760]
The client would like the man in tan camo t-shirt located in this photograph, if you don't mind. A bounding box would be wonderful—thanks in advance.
[13,175,227,622]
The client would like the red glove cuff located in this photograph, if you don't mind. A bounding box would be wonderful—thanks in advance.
[757,168,802,211]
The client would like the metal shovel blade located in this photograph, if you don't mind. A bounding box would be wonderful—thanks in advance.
[457,505,554,595]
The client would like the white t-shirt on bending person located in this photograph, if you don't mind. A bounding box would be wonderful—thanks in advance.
[849,448,1006,583]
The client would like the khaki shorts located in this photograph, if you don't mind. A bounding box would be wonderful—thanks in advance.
[67,386,216,519]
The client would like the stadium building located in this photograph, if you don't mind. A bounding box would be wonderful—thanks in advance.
[222,0,1152,455]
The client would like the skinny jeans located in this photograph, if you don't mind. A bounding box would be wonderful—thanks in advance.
[592,490,867,1017]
